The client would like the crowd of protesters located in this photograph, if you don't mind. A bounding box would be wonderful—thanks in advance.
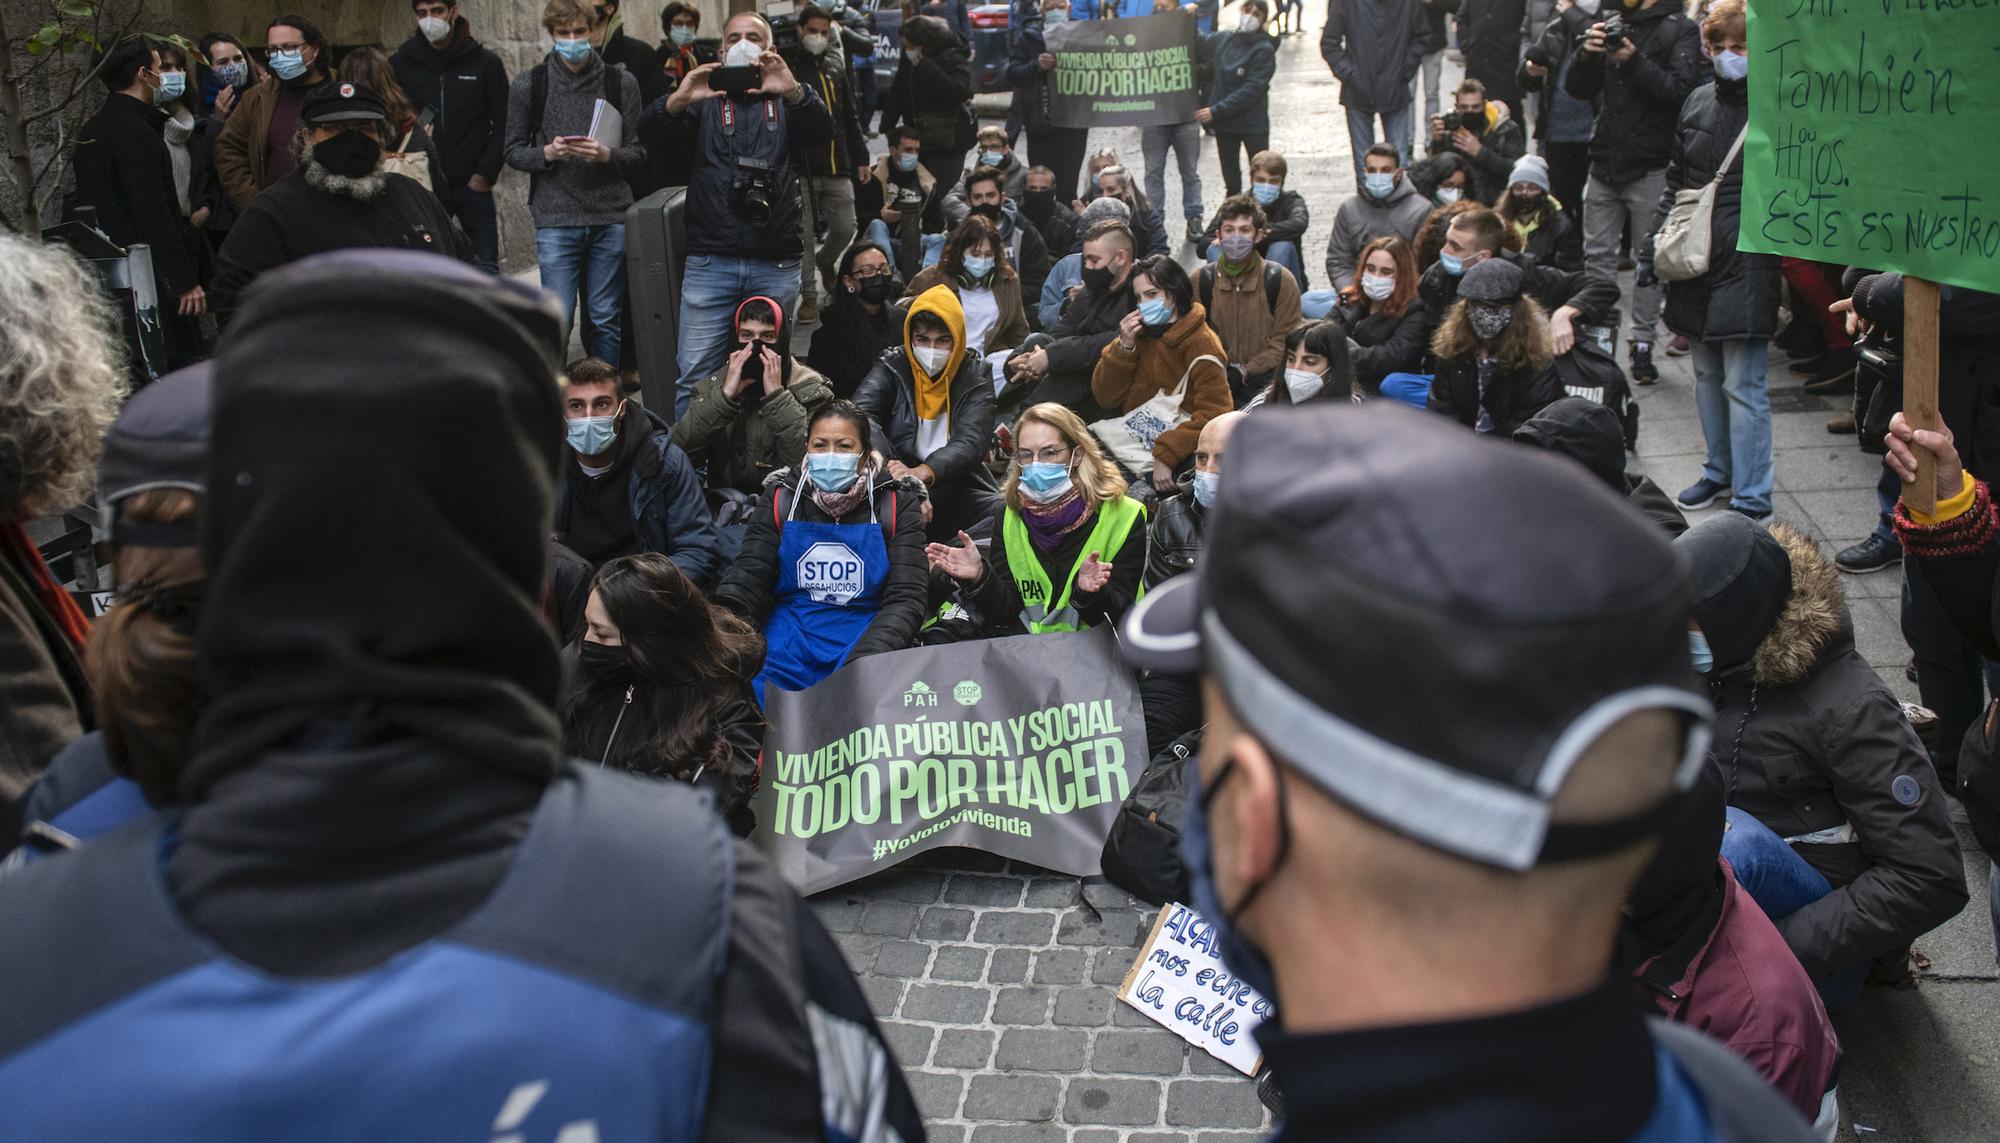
[0,0,1990,1137]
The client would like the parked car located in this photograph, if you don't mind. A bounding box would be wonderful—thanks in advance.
[862,0,1011,93]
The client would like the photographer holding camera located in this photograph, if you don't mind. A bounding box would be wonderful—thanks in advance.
[660,10,834,417]
[1425,78,1524,206]
[1564,0,1704,386]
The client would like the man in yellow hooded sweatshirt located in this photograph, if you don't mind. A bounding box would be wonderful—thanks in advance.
[852,284,1000,540]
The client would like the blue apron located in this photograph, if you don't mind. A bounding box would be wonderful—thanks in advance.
[755,485,891,704]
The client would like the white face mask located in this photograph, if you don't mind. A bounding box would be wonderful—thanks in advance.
[801,32,829,55]
[1436,187,1463,204]
[724,38,762,67]
[418,16,451,43]
[1360,272,1395,300]
[1237,13,1262,31]
[1285,368,1326,402]
[1574,0,1601,13]
[913,344,951,375]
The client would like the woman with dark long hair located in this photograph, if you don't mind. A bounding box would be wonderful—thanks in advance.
[562,553,765,835]
[1090,254,1232,494]
[1257,320,1354,407]
[338,45,448,196]
[1334,235,1428,393]
[904,215,1029,354]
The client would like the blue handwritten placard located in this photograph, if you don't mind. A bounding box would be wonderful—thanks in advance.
[1117,902,1273,1075]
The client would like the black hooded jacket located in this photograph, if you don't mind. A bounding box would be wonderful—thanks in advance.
[1563,0,1707,187]
[390,18,512,184]
[1513,397,1688,535]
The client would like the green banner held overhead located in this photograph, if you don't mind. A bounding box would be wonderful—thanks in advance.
[1044,13,1200,129]
[1739,2,2000,292]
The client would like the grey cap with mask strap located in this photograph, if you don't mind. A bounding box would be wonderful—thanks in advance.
[1122,403,1713,871]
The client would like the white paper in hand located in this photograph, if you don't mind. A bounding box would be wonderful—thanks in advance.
[587,98,622,146]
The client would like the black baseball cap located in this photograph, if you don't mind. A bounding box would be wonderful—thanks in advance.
[1123,404,1712,871]
[301,81,388,125]
[98,362,210,548]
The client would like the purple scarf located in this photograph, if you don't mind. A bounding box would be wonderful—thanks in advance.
[1020,489,1089,552]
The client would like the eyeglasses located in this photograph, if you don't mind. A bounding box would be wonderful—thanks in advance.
[269,42,308,53]
[852,268,891,281]
[1014,446,1072,466]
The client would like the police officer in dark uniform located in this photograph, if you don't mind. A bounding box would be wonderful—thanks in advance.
[0,252,924,1143]
[210,82,472,323]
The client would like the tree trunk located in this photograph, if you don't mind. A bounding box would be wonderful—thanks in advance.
[0,4,41,237]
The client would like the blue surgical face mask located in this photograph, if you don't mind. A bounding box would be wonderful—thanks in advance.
[268,49,308,81]
[1180,757,1283,1017]
[1138,296,1174,327]
[1250,181,1280,206]
[213,61,249,88]
[980,149,1006,167]
[669,25,697,46]
[804,450,863,492]
[961,253,995,281]
[1438,251,1466,276]
[154,71,186,104]
[1713,49,1748,82]
[1018,460,1073,502]
[553,36,593,63]
[1689,629,1714,675]
[1192,468,1220,507]
[1362,171,1394,199]
[896,151,920,173]
[1044,7,1068,23]
[567,413,617,456]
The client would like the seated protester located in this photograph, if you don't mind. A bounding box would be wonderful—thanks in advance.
[925,402,1148,634]
[1036,196,1130,331]
[717,401,930,699]
[1418,206,1615,357]
[1092,255,1234,494]
[563,553,764,836]
[1253,319,1355,408]
[545,539,595,646]
[1332,237,1428,392]
[905,215,1029,355]
[1076,146,1122,207]
[806,243,905,398]
[851,285,1000,538]
[1498,153,1582,272]
[1411,195,1485,273]
[1138,408,1243,757]
[1424,77,1526,205]
[1680,514,1967,1006]
[1198,149,1309,287]
[1512,397,1689,535]
[1013,216,1140,417]
[554,357,723,587]
[1324,144,1432,291]
[942,124,1029,225]
[1627,756,1844,1136]
[1426,259,1563,435]
[673,296,835,496]
[9,365,211,866]
[1197,194,1303,400]
[857,126,942,281]
[1092,164,1170,259]
[1021,163,1083,256]
[1408,150,1473,210]
[956,165,1051,323]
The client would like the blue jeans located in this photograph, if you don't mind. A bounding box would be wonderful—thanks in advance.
[1203,241,1305,290]
[1691,337,1774,515]
[1141,121,1204,223]
[1300,288,1341,319]
[537,224,626,364]
[1873,463,1903,544]
[863,219,945,273]
[444,180,501,274]
[1344,104,1414,186]
[676,252,802,416]
[1722,807,1868,1009]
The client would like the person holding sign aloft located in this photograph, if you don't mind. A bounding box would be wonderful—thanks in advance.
[927,403,1148,636]
[717,401,932,702]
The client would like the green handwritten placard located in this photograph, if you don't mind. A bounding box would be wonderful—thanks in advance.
[1740,0,2000,292]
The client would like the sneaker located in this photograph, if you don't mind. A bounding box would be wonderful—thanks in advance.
[1802,353,1857,394]
[1255,1068,1285,1117]
[1630,342,1659,385]
[1185,216,1205,244]
[797,295,820,325]
[1826,411,1857,434]
[1677,478,1731,510]
[1619,255,1637,272]
[1729,503,1774,523]
[1664,334,1690,357]
[1836,534,1903,574]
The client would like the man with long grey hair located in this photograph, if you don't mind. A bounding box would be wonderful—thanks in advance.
[0,232,128,800]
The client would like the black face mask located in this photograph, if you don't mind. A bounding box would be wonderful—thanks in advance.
[577,638,631,683]
[969,202,1004,223]
[1081,262,1116,292]
[1513,192,1546,215]
[1023,188,1056,216]
[855,276,894,305]
[314,131,381,178]
[737,338,769,381]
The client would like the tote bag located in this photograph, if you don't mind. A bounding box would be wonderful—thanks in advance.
[1090,354,1223,476]
[1652,126,1745,284]
[381,127,432,192]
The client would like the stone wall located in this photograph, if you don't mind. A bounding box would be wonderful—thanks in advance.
[819,851,1273,1142]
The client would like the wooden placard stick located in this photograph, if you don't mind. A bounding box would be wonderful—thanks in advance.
[1901,277,1941,517]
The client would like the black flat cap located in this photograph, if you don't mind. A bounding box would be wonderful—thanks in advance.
[1123,403,1711,871]
[302,81,388,124]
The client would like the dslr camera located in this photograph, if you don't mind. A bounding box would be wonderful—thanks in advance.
[1599,13,1627,50]
[1440,110,1479,134]
[732,156,776,228]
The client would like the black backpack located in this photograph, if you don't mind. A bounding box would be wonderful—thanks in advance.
[1099,729,1199,906]
[527,59,628,194]
[1552,340,1640,451]
[1195,260,1284,316]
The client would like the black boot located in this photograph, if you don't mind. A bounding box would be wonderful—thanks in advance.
[1629,341,1659,385]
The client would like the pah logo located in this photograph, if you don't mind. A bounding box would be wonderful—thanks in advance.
[903,682,938,707]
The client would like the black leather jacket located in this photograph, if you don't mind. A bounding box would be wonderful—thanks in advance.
[1144,480,1205,591]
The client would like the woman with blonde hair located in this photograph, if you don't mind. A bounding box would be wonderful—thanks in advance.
[925,402,1147,635]
[1427,258,1561,435]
